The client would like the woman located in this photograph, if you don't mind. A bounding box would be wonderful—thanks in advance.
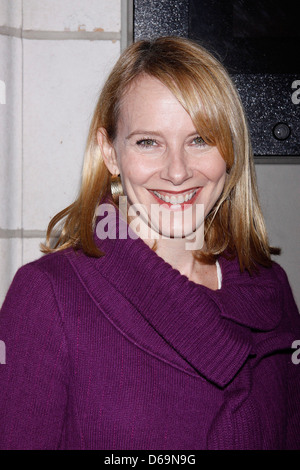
[0,37,299,450]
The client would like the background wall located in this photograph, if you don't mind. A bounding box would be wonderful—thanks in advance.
[256,164,299,308]
[0,0,299,308]
[0,0,121,305]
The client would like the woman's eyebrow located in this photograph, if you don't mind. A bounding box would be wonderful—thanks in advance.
[125,130,199,140]
[125,130,163,140]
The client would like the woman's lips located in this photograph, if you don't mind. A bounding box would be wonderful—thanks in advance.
[150,187,202,210]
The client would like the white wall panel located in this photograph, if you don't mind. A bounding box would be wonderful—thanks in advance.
[0,238,22,305]
[22,39,119,230]
[256,164,300,308]
[0,0,121,306]
[22,0,121,32]
[0,35,22,230]
[22,237,44,266]
[0,0,22,29]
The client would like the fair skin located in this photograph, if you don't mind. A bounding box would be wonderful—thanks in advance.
[97,75,227,290]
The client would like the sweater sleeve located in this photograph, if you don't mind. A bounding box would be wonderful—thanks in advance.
[285,283,300,449]
[274,264,300,449]
[0,263,69,450]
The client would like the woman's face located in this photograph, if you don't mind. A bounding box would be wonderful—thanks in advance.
[103,75,227,239]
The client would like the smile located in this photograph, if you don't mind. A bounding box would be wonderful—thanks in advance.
[151,188,200,205]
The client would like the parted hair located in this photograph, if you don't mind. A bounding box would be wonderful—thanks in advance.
[41,36,279,271]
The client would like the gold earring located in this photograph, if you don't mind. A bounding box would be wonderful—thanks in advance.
[110,174,123,202]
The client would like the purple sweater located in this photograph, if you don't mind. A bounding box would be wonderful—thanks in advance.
[0,218,300,450]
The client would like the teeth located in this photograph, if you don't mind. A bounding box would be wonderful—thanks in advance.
[153,190,196,205]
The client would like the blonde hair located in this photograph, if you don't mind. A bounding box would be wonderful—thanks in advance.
[41,36,279,271]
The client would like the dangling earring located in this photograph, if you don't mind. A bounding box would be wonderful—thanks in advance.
[110,174,123,202]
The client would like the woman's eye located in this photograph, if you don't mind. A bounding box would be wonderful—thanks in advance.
[136,138,157,148]
[192,136,206,146]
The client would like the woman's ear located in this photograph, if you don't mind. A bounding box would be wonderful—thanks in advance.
[97,128,120,175]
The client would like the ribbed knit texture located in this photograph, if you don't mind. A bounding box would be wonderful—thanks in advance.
[0,212,299,449]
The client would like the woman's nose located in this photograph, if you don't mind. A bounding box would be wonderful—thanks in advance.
[160,147,192,185]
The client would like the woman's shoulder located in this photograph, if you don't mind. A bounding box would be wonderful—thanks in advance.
[269,259,292,283]
[264,260,297,303]
[1,248,82,310]
[14,248,76,282]
[269,260,300,326]
[255,259,297,306]
[219,253,289,286]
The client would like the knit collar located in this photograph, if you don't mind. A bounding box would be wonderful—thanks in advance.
[66,209,294,388]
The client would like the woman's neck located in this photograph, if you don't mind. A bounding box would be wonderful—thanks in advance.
[142,232,219,290]
[120,203,219,290]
